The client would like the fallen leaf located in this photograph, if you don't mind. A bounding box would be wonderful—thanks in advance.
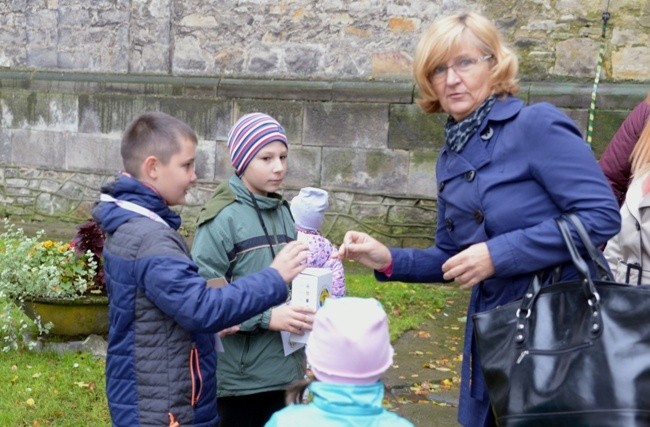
[25,398,35,407]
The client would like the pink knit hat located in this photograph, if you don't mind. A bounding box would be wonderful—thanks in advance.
[306,297,394,385]
[227,112,288,176]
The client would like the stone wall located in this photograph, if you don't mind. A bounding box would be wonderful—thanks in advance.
[0,70,645,247]
[1,0,648,81]
[1,0,648,247]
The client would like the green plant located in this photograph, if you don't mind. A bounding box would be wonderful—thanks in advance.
[0,219,100,352]
[0,295,51,352]
[0,219,98,300]
[70,219,106,295]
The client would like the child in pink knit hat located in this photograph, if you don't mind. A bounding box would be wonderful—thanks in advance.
[290,187,346,297]
[265,297,414,427]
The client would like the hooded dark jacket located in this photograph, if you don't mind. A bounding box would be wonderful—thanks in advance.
[93,174,288,427]
[191,175,305,397]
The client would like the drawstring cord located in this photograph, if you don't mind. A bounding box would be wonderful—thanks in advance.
[189,345,203,406]
[168,412,180,427]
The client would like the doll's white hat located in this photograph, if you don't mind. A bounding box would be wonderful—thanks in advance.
[290,187,329,231]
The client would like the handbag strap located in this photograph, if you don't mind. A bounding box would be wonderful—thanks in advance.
[563,213,613,281]
[514,273,544,345]
[556,217,601,304]
[556,216,603,337]
[514,216,604,347]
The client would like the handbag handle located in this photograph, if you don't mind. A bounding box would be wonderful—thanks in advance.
[563,213,614,281]
[556,216,601,307]
[514,216,604,346]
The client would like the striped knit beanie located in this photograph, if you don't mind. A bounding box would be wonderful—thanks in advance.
[227,112,288,175]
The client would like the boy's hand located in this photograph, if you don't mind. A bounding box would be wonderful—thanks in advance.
[270,241,309,283]
[218,325,240,338]
[269,304,315,334]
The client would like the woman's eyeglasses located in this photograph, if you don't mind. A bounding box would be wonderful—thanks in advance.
[431,55,493,82]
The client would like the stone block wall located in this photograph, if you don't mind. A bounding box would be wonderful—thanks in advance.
[1,1,648,247]
[0,70,645,247]
[1,1,648,82]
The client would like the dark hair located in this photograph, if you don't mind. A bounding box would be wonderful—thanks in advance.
[121,112,198,177]
[284,376,313,405]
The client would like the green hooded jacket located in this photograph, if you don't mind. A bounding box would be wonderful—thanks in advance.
[191,175,305,397]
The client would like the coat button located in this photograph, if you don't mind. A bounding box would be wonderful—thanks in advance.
[438,181,446,192]
[480,127,494,140]
[473,209,484,223]
[445,218,454,231]
[464,170,476,182]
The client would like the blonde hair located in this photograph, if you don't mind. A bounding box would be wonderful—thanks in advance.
[413,11,520,114]
[629,94,650,177]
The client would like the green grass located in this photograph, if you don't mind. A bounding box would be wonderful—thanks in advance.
[344,263,459,341]
[0,266,457,425]
[0,351,108,426]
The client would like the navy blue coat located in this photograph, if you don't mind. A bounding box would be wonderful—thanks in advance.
[93,175,289,427]
[377,96,621,426]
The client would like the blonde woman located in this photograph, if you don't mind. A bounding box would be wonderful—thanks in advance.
[334,11,620,427]
[599,94,650,205]
[604,118,650,284]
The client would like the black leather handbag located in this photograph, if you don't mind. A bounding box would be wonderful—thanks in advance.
[472,214,650,426]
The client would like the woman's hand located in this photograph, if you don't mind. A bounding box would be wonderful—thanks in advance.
[269,304,315,335]
[442,242,495,289]
[333,230,392,271]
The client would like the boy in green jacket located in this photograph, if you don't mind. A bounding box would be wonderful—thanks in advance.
[191,112,315,427]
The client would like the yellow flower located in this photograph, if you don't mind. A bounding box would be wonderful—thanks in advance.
[41,240,55,249]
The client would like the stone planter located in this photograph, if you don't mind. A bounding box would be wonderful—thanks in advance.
[21,296,109,336]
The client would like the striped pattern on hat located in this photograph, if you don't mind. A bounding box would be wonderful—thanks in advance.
[227,113,288,175]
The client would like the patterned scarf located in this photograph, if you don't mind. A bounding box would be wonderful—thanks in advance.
[444,96,496,153]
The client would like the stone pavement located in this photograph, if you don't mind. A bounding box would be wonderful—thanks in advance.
[383,287,470,427]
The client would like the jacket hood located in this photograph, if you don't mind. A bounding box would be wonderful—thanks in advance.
[92,174,181,233]
[195,174,288,227]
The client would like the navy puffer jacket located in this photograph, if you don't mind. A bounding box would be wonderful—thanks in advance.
[93,174,288,427]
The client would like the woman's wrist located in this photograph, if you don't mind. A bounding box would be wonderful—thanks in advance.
[377,260,393,276]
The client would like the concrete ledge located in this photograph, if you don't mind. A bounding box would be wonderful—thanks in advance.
[2,70,644,108]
